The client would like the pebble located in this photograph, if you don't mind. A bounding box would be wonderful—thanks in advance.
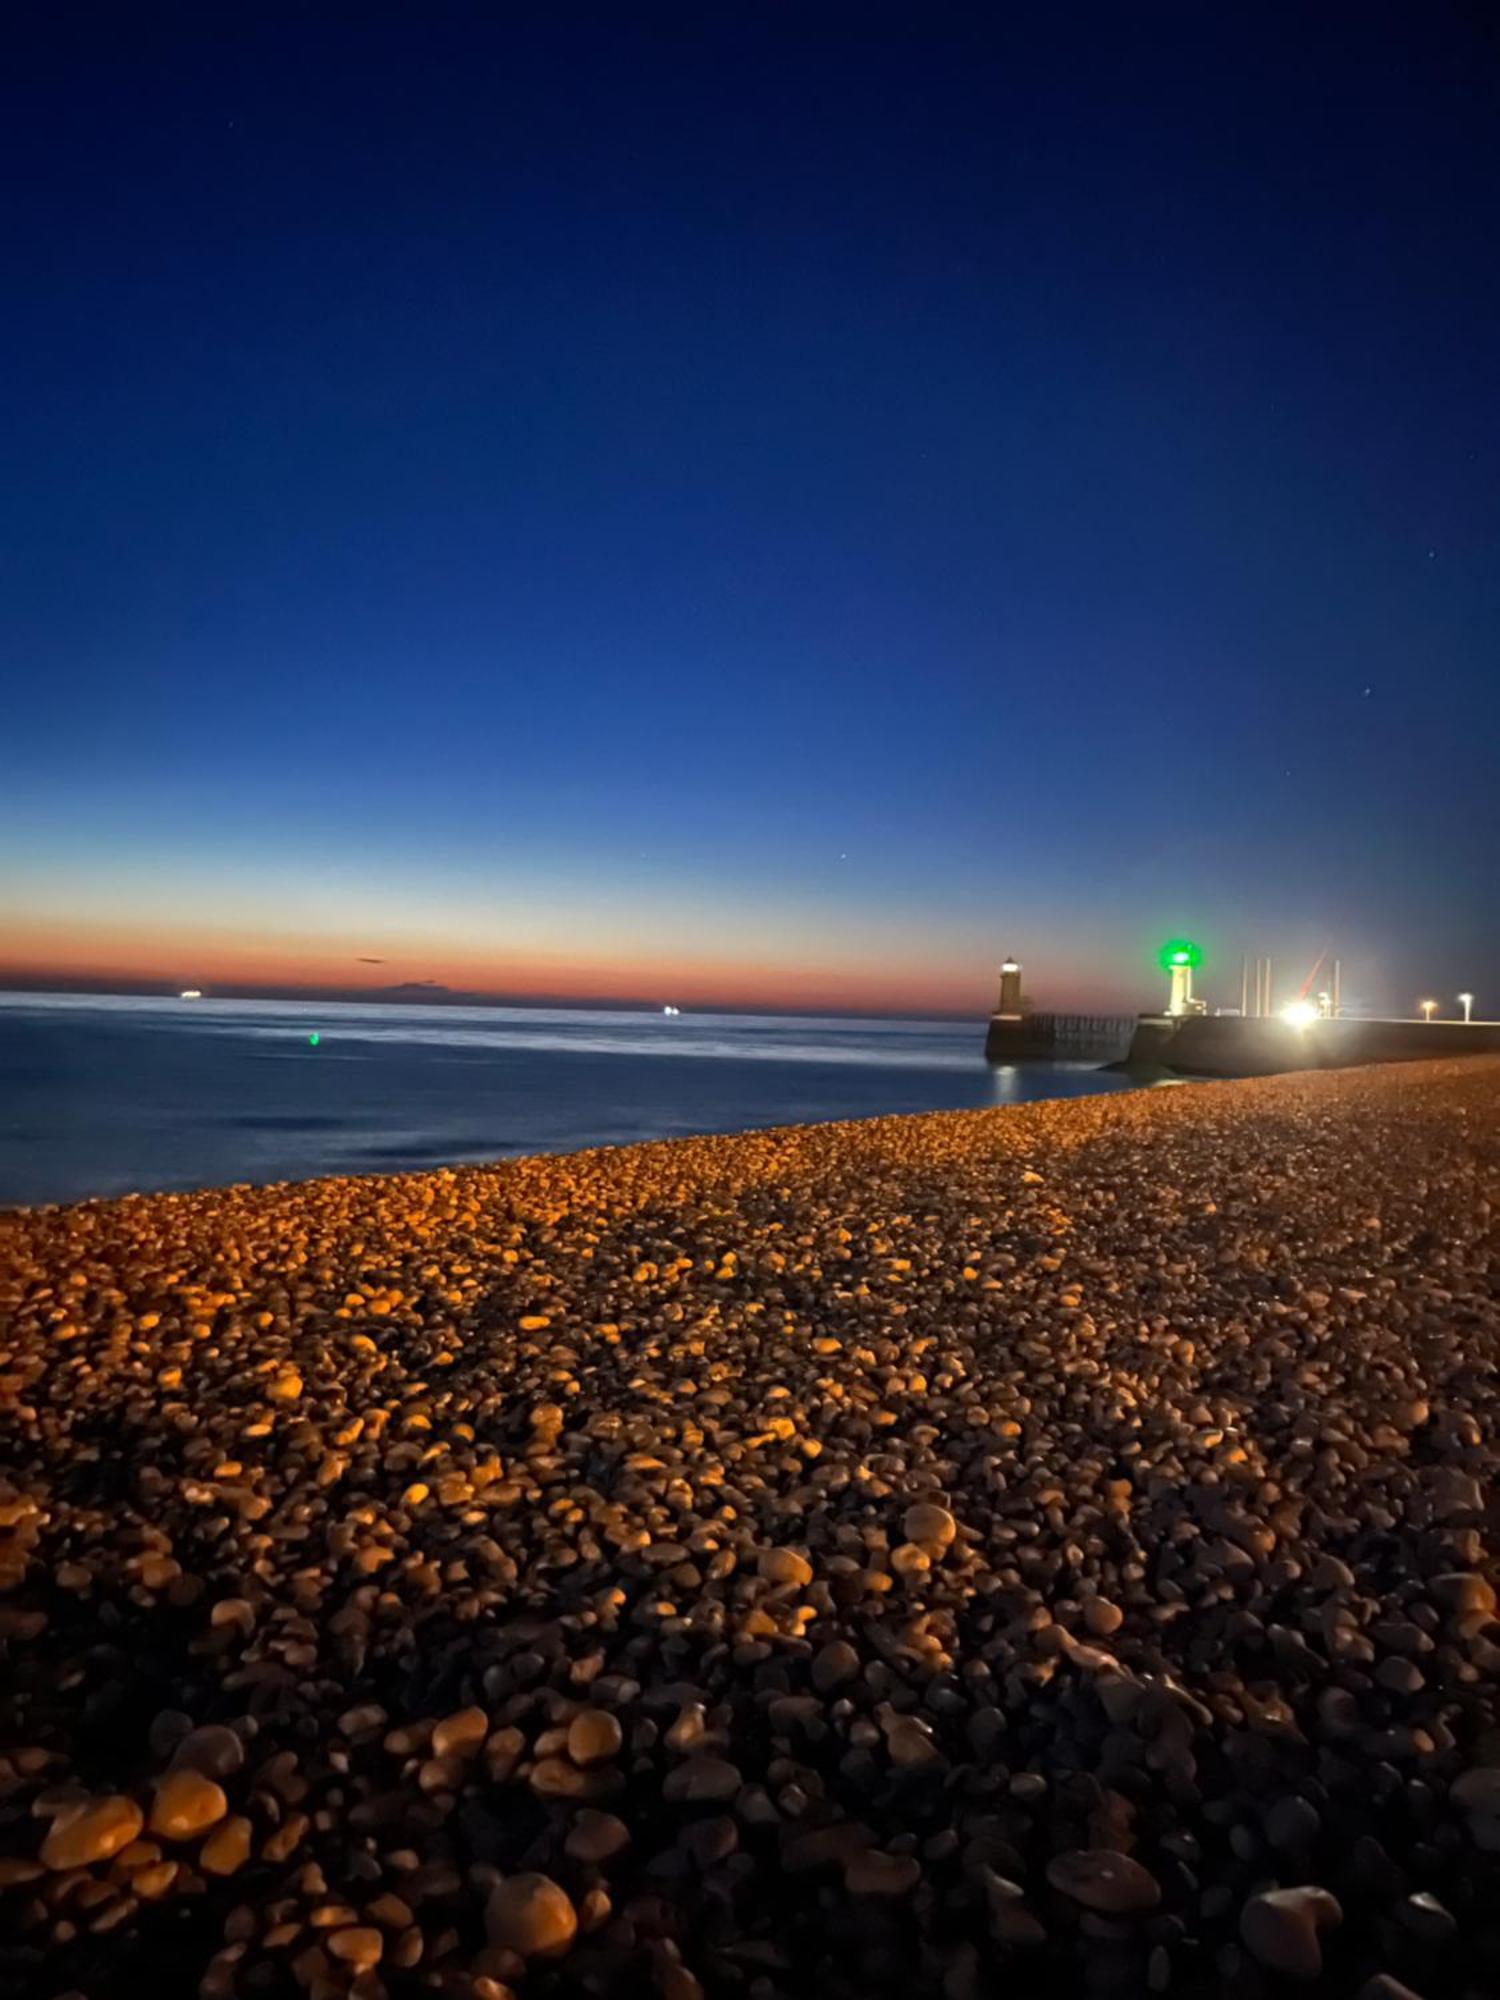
[1265,1795,1320,1853]
[1082,1596,1124,1637]
[759,1546,814,1587]
[845,1850,921,1896]
[198,1816,252,1876]
[564,1811,631,1864]
[567,1708,624,1766]
[169,1727,245,1781]
[663,1756,741,1803]
[148,1771,228,1842]
[327,1926,383,1968]
[1399,1892,1456,1943]
[485,1873,578,1958]
[1046,1849,1162,1915]
[430,1707,489,1760]
[1239,1885,1343,1978]
[902,1502,956,1551]
[812,1640,861,1691]
[1450,1767,1500,1813]
[39,1797,143,1870]
[1431,1572,1496,1617]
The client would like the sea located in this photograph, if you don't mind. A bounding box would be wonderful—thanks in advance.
[0,992,1140,1210]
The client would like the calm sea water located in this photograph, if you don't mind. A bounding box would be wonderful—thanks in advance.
[0,993,1137,1209]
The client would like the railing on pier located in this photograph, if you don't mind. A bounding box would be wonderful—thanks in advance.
[1028,1013,1135,1042]
[985,1011,1137,1061]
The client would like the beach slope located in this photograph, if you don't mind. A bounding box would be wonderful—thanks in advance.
[2,1059,1499,1998]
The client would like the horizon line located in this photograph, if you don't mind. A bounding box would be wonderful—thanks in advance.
[0,974,990,1024]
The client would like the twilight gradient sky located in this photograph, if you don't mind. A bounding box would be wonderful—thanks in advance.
[3,4,1497,1016]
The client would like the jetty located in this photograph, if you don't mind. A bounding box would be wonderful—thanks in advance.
[982,951,1134,1061]
[985,945,1500,1079]
[984,1010,1136,1062]
[1129,1009,1500,1075]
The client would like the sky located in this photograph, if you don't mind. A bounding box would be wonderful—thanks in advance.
[2,3,1496,1018]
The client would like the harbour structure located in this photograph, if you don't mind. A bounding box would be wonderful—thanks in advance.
[1130,943,1500,1072]
[984,941,1500,1077]
[984,954,1136,1062]
[1128,1008,1500,1074]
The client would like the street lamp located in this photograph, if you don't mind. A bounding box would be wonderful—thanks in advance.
[1420,999,1437,1023]
[1459,992,1474,1024]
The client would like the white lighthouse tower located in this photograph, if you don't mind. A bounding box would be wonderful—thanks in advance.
[1159,939,1204,1017]
[996,954,1023,1020]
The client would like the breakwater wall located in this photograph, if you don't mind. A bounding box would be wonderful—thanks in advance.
[986,1012,1137,1062]
[1128,1013,1500,1077]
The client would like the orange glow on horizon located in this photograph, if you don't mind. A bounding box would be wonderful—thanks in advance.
[0,917,967,1014]
[0,913,1140,1016]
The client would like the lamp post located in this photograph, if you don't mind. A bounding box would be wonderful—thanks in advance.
[1420,999,1437,1023]
[1459,992,1474,1024]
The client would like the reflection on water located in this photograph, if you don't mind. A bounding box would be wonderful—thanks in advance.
[3,993,997,1068]
[0,992,1139,1207]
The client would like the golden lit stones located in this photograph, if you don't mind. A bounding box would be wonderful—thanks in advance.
[3,1063,1498,1993]
[40,1798,144,1870]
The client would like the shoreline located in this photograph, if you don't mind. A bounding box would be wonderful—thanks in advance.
[0,1001,1126,1213]
[5,1064,1151,1219]
[3,1056,1499,1997]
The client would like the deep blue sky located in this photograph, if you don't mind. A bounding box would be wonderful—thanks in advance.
[3,3,1496,1014]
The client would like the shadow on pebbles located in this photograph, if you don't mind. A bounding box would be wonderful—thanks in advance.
[2,1057,1500,2000]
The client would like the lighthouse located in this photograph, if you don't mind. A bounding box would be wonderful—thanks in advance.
[1158,938,1204,1017]
[996,955,1024,1019]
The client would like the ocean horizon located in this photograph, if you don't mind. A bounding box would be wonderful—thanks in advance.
[0,990,1140,1209]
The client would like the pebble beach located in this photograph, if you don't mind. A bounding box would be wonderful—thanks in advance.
[2,1058,1499,2000]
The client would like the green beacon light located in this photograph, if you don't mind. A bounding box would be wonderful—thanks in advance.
[308,1031,321,1048]
[1157,938,1203,971]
